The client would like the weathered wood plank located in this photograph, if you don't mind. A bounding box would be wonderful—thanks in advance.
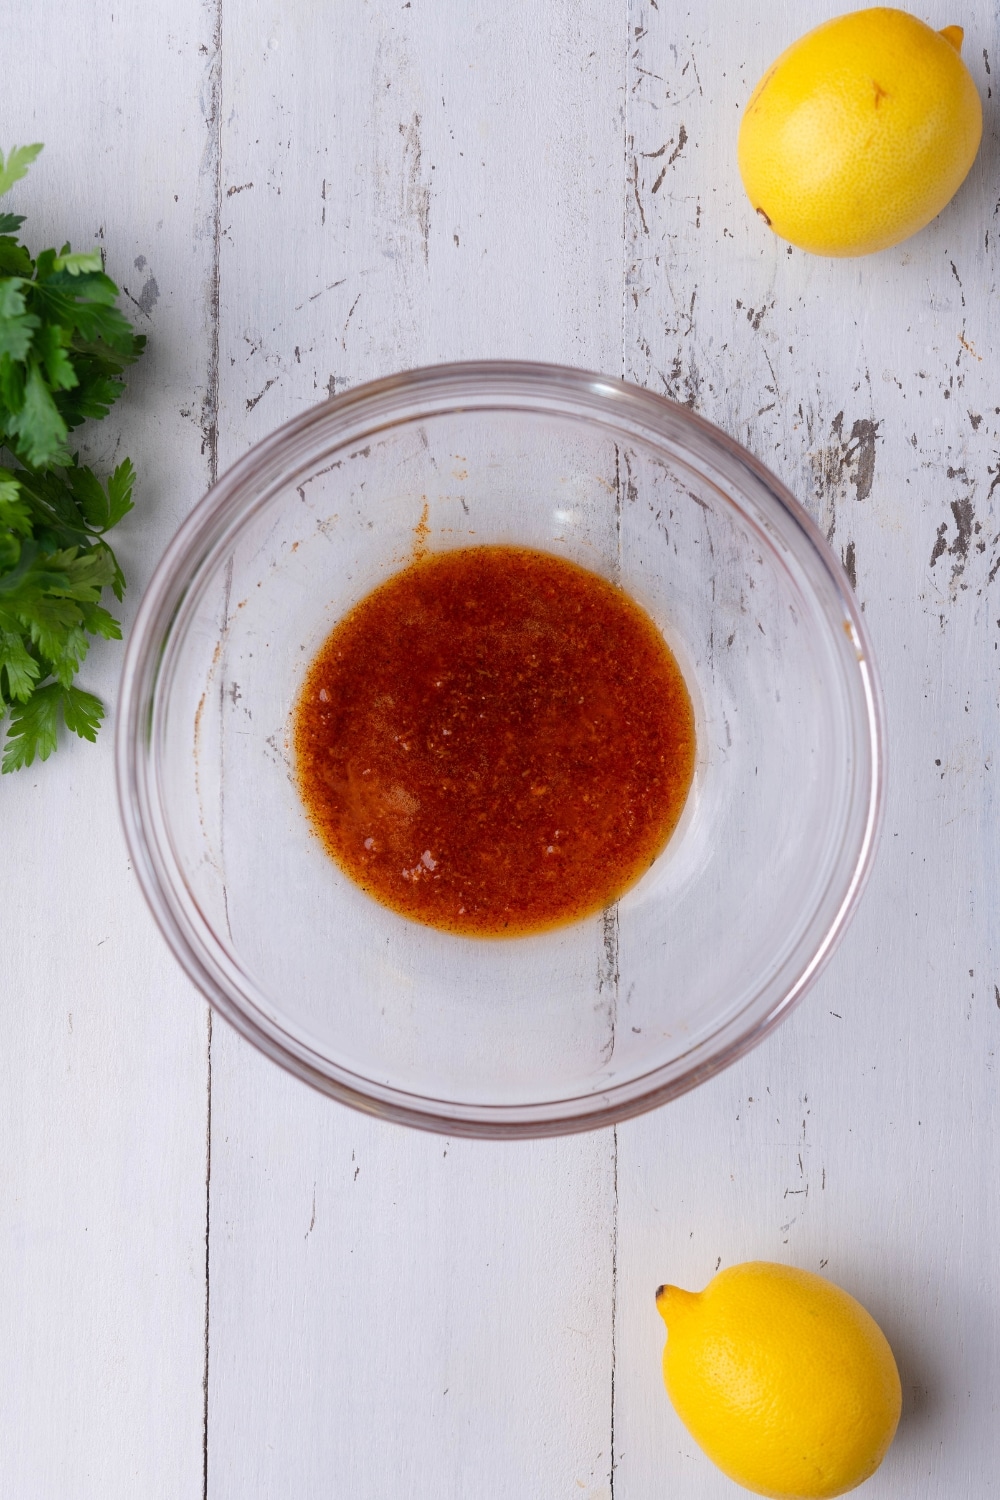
[207,3,626,1496]
[615,2,1000,1494]
[0,2,220,1494]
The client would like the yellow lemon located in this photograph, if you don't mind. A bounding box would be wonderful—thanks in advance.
[656,1262,902,1498]
[738,8,982,256]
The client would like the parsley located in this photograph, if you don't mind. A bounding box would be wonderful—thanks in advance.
[0,144,145,771]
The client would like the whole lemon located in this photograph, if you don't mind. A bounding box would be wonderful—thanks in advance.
[656,1262,902,1498]
[738,8,982,256]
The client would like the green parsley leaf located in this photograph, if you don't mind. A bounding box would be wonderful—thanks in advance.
[6,361,70,466]
[52,250,104,277]
[68,457,135,533]
[0,144,44,200]
[34,322,78,393]
[0,279,40,360]
[2,680,107,769]
[0,143,144,769]
[0,467,32,570]
[0,626,41,703]
[78,599,122,641]
[15,590,89,670]
[61,683,104,742]
[107,459,136,529]
[0,468,31,529]
[0,349,25,416]
[2,680,61,769]
[0,239,33,277]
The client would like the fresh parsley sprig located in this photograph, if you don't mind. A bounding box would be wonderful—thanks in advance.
[0,144,145,771]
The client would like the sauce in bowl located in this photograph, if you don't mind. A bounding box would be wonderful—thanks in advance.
[294,545,695,937]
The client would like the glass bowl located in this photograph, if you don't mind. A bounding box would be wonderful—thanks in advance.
[116,362,884,1137]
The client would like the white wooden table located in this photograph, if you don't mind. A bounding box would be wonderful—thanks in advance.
[3,3,998,1495]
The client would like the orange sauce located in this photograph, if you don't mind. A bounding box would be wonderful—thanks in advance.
[293,546,695,937]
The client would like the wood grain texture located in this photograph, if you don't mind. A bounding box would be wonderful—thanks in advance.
[0,2,219,1495]
[615,2,1000,1495]
[5,0,1000,1496]
[207,3,625,1497]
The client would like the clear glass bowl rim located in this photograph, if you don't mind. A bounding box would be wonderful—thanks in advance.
[115,360,886,1138]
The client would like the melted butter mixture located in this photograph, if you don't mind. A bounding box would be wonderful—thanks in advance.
[294,545,696,937]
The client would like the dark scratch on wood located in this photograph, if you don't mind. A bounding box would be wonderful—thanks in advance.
[667,123,688,166]
[200,0,223,486]
[122,258,160,317]
[342,291,362,349]
[744,300,774,332]
[844,418,878,500]
[843,540,857,591]
[246,377,277,413]
[631,156,648,235]
[930,523,949,568]
[931,492,976,588]
[950,496,974,563]
[814,413,880,513]
[294,277,347,312]
[599,907,619,1066]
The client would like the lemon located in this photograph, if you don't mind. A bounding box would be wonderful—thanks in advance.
[656,1262,902,1498]
[738,8,982,256]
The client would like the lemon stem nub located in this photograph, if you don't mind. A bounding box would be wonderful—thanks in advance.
[656,1284,698,1324]
[939,24,964,52]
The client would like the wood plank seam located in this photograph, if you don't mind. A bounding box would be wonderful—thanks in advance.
[203,4,224,1498]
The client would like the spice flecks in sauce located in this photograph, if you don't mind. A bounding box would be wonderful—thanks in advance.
[294,546,695,937]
